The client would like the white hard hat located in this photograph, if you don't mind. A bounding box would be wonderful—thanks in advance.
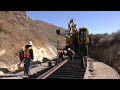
[68,48,71,50]
[27,41,33,46]
[64,50,67,54]
[21,47,25,51]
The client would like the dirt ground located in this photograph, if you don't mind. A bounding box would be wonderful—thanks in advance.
[0,57,120,79]
[0,61,52,79]
[84,57,120,79]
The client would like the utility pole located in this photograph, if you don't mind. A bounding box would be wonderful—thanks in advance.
[57,34,59,54]
[56,30,60,54]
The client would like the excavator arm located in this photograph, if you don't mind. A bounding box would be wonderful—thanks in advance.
[56,30,70,38]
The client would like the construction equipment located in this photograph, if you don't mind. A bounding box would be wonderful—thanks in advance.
[78,27,89,67]
[56,19,89,67]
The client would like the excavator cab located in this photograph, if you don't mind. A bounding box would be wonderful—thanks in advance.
[78,27,89,45]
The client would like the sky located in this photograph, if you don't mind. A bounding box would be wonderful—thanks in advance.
[26,11,120,34]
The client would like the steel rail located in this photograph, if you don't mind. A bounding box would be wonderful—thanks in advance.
[37,59,68,79]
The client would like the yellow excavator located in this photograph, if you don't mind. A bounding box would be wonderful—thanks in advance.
[56,19,89,67]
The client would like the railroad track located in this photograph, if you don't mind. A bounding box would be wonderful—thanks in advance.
[23,55,87,79]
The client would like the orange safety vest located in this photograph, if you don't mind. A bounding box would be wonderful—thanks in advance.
[24,47,31,59]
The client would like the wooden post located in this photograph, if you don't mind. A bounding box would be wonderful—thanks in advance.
[57,34,59,54]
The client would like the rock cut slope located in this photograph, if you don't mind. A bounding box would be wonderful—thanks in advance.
[0,11,59,72]
[89,33,120,74]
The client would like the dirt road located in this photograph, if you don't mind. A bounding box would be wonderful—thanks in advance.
[84,57,120,79]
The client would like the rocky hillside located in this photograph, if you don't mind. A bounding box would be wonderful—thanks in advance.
[89,31,120,73]
[32,20,66,49]
[0,11,64,72]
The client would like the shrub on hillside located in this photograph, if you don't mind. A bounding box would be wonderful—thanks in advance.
[0,25,8,34]
[0,25,4,32]
[112,30,120,43]
[89,30,120,48]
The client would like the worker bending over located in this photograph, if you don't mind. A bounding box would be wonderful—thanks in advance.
[67,48,75,61]
[58,50,64,61]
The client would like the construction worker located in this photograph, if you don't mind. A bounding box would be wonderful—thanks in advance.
[67,48,75,61]
[24,41,34,76]
[64,50,68,59]
[58,50,64,61]
[55,50,64,65]
[19,47,25,62]
[17,47,25,71]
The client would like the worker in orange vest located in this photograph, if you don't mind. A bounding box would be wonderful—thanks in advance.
[24,41,34,76]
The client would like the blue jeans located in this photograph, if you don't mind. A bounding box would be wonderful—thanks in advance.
[70,54,75,61]
[24,58,31,75]
[59,55,63,61]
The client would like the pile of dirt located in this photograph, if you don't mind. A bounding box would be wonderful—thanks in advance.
[89,32,120,73]
[0,11,64,73]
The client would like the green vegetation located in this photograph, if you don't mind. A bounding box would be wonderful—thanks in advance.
[0,25,8,34]
[89,30,120,48]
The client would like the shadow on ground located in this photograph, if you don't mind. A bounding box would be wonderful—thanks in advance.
[0,68,10,73]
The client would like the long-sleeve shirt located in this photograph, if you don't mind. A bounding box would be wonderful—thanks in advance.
[29,49,34,60]
[19,51,24,62]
